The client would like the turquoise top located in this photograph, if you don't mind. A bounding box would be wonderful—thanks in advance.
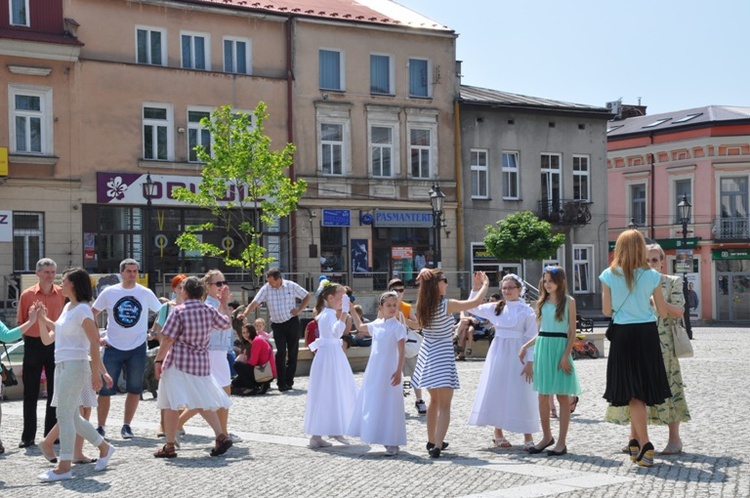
[156,302,171,328]
[539,301,569,333]
[599,267,661,324]
[1,321,22,343]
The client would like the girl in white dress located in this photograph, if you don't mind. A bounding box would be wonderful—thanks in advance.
[466,274,540,450]
[348,292,407,456]
[304,282,358,448]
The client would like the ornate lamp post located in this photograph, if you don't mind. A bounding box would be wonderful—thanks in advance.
[628,218,637,230]
[678,194,693,339]
[428,183,445,269]
[142,172,157,290]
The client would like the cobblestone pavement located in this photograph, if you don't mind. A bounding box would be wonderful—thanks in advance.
[0,326,748,497]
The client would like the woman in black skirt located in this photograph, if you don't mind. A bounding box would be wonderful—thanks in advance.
[599,229,670,467]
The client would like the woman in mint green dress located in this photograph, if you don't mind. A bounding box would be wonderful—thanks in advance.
[521,266,580,456]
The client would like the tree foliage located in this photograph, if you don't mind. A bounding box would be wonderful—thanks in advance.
[484,211,565,261]
[172,102,306,276]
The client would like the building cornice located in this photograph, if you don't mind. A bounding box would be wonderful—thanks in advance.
[0,39,80,62]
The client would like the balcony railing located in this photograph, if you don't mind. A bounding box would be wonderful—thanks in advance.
[717,217,750,240]
[537,199,592,225]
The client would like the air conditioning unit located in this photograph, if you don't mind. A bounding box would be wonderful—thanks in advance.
[606,100,622,118]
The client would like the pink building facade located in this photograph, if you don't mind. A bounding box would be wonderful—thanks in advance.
[607,106,750,322]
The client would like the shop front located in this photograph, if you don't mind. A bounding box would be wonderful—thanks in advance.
[714,249,750,321]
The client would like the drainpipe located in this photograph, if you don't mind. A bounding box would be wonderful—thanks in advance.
[286,16,298,275]
[454,100,464,280]
[649,133,655,240]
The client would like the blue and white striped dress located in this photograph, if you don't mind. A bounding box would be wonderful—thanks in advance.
[412,298,459,389]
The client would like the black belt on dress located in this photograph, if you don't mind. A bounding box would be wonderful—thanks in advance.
[538,331,568,338]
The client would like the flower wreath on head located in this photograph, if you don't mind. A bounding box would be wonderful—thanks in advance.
[315,278,332,298]
[544,265,561,275]
[503,273,526,298]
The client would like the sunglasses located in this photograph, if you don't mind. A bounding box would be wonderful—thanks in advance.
[647,258,661,264]
[439,278,448,284]
[391,288,405,293]
[210,280,229,287]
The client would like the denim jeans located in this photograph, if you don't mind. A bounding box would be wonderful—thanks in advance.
[100,342,147,396]
[54,360,103,460]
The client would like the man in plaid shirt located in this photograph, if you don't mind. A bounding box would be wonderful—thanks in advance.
[242,268,311,392]
[153,276,233,458]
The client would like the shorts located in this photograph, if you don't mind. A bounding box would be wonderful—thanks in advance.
[209,349,232,388]
[100,342,147,396]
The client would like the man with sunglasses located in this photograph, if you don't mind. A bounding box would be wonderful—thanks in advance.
[242,268,311,392]
[92,259,161,440]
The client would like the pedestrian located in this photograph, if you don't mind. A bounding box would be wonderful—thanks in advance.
[153,276,233,458]
[17,258,65,449]
[232,324,276,395]
[35,268,116,481]
[599,229,670,468]
[176,270,239,443]
[348,291,407,456]
[240,268,311,392]
[605,242,690,455]
[387,278,427,415]
[466,274,538,451]
[1,307,42,454]
[521,266,581,457]
[412,269,489,458]
[304,281,358,448]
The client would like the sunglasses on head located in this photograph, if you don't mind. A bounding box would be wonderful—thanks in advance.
[210,280,229,287]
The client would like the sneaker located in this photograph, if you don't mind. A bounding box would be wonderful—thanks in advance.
[229,433,242,443]
[120,424,134,439]
[384,445,399,456]
[96,426,106,439]
[415,400,427,415]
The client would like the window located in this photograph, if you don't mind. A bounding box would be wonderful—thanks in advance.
[502,152,519,199]
[630,183,647,226]
[136,27,166,66]
[719,176,749,239]
[10,0,29,26]
[371,126,393,177]
[320,123,343,175]
[223,37,251,74]
[573,245,594,293]
[142,105,173,161]
[470,149,488,199]
[409,58,430,97]
[409,128,431,178]
[187,109,211,163]
[541,153,562,214]
[573,155,590,201]
[319,49,344,91]
[674,179,692,223]
[320,226,348,273]
[13,212,43,272]
[370,54,392,95]
[9,85,53,155]
[181,32,209,70]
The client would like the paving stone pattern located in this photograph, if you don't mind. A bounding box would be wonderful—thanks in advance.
[0,326,748,497]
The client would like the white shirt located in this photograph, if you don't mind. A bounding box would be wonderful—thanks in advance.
[205,295,233,351]
[92,283,162,351]
[54,303,94,363]
[252,280,309,324]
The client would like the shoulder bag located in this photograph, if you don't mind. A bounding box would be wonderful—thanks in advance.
[254,360,273,383]
[666,277,694,358]
[1,342,19,387]
[404,329,423,358]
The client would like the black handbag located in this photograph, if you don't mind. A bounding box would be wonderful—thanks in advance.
[1,342,18,387]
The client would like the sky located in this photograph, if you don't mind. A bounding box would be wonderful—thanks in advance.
[399,0,750,115]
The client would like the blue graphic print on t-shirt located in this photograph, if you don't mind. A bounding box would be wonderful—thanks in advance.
[113,296,143,328]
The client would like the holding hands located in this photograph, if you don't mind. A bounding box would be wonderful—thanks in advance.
[472,271,490,291]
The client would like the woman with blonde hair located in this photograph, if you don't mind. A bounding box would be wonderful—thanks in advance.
[599,230,670,467]
[412,269,489,458]
[605,242,690,455]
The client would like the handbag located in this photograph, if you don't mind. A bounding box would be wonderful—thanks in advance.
[672,319,694,358]
[1,342,19,387]
[404,329,423,358]
[253,360,273,383]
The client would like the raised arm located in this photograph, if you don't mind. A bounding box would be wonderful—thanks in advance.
[446,272,490,315]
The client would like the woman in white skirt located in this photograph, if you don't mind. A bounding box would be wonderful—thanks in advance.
[154,276,233,458]
[36,268,116,481]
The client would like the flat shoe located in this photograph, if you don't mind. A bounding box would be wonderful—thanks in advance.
[309,437,333,449]
[659,443,683,455]
[154,444,177,459]
[40,443,58,463]
[528,438,555,454]
[95,444,116,471]
[570,396,579,414]
[210,435,233,457]
[547,446,568,456]
[426,441,449,451]
[492,437,512,448]
[38,469,72,482]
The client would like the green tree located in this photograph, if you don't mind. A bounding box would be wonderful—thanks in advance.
[172,102,307,277]
[484,211,565,261]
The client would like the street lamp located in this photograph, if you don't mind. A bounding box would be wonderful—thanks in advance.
[677,194,693,339]
[142,172,157,290]
[428,183,445,269]
[628,218,637,230]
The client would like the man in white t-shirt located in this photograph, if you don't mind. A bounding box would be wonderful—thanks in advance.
[92,259,161,440]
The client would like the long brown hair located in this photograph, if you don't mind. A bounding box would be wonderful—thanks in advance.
[314,281,342,316]
[536,266,568,323]
[415,268,443,328]
[610,230,649,290]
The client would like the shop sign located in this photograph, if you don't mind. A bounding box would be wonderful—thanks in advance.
[607,237,699,252]
[322,209,351,227]
[0,146,8,176]
[712,249,750,260]
[0,210,11,242]
[392,246,413,259]
[96,172,263,206]
[374,209,433,227]
[471,244,499,262]
[675,249,693,273]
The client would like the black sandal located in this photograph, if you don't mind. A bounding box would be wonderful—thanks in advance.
[210,434,233,457]
[154,443,177,458]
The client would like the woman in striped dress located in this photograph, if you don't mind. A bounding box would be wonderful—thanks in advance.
[412,269,489,458]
